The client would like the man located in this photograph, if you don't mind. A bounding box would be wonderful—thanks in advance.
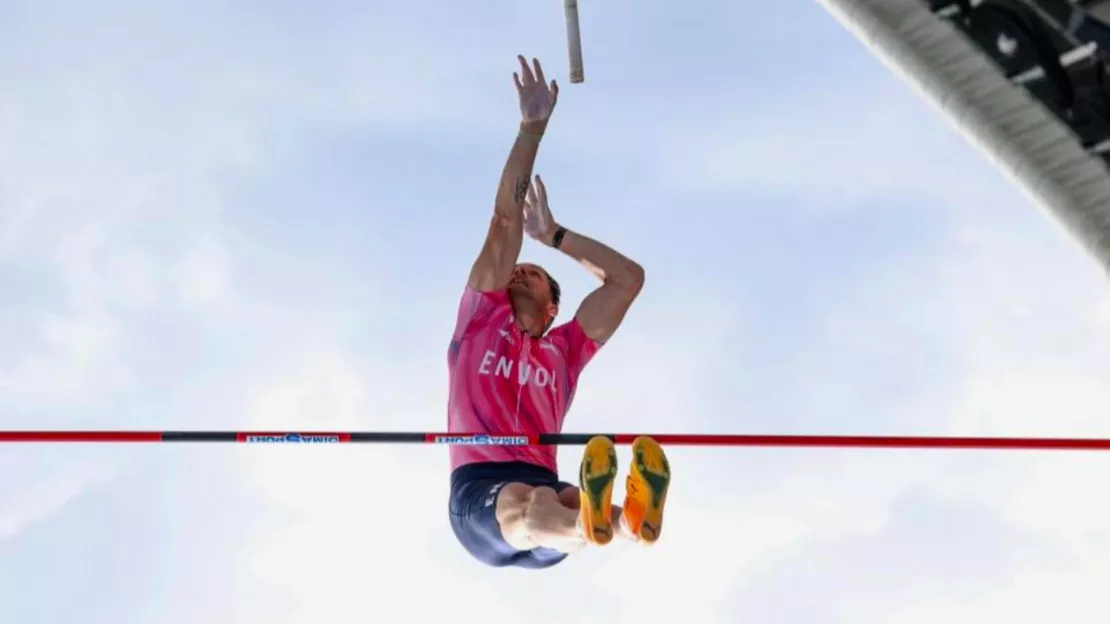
[446,55,672,569]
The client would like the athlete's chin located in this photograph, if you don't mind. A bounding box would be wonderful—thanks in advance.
[508,283,533,298]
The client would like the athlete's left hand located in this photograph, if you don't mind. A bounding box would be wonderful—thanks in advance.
[523,174,559,245]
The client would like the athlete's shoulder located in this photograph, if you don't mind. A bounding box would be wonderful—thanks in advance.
[465,286,511,318]
[463,284,511,305]
[454,285,512,337]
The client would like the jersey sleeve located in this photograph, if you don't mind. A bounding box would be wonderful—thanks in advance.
[453,285,510,341]
[547,318,603,382]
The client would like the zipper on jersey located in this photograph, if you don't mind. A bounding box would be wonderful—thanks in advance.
[514,329,530,430]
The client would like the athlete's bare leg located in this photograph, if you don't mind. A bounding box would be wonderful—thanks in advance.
[497,481,630,548]
[495,484,627,553]
[496,483,583,553]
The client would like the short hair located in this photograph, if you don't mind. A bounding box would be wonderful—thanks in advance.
[544,270,561,306]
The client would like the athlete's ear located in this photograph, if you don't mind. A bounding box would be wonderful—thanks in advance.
[542,304,558,334]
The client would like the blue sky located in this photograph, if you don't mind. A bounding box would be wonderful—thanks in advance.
[2,0,1110,622]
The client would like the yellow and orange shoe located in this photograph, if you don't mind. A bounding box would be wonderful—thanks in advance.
[621,436,671,544]
[578,435,618,546]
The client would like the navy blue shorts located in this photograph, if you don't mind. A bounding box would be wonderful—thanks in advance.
[449,461,576,569]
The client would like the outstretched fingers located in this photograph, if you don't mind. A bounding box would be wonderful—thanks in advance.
[532,57,546,87]
[534,174,548,204]
[514,55,559,105]
[526,179,539,206]
[517,55,536,86]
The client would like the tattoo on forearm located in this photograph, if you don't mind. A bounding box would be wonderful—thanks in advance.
[513,177,530,204]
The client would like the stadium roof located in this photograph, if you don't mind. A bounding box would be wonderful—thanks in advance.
[819,0,1110,276]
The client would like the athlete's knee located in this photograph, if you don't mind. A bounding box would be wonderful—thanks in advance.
[521,486,584,552]
[494,484,555,548]
[494,483,536,527]
[521,486,562,533]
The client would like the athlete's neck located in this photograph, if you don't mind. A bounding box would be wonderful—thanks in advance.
[509,294,547,337]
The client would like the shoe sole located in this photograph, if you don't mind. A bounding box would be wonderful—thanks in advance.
[578,435,618,546]
[629,436,670,544]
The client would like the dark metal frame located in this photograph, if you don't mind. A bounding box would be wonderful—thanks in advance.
[927,0,1110,161]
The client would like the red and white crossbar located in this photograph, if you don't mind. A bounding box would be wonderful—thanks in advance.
[0,431,1107,450]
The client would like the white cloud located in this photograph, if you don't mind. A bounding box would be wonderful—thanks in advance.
[0,311,131,406]
[890,560,1110,623]
[587,500,812,623]
[0,451,113,540]
[655,78,1014,212]
[174,232,233,310]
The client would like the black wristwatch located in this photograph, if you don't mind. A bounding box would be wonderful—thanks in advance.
[552,226,567,249]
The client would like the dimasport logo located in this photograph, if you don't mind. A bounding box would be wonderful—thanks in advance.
[244,433,340,444]
[434,434,529,446]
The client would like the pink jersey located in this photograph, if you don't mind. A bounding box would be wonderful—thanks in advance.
[447,285,601,473]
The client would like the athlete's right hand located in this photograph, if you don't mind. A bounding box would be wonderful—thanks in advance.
[514,55,558,128]
[523,174,558,243]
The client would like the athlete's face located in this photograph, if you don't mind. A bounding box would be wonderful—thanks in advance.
[510,263,551,302]
[510,263,558,320]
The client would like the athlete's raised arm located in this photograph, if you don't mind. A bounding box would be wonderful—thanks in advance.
[522,177,645,343]
[468,55,560,292]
